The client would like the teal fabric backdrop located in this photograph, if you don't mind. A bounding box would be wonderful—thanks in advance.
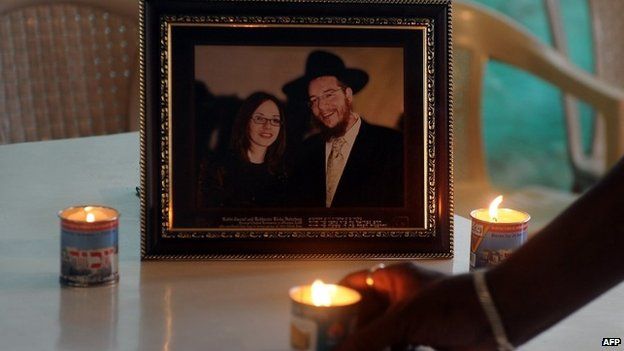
[473,0,594,191]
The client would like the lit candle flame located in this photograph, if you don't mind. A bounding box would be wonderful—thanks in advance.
[86,212,96,223]
[311,279,336,307]
[489,195,503,222]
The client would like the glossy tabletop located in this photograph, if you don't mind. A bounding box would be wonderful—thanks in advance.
[0,133,622,350]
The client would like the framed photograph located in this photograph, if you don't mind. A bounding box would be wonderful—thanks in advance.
[140,0,453,259]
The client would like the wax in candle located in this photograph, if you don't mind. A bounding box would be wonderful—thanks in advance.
[289,280,361,307]
[60,206,119,223]
[471,208,530,224]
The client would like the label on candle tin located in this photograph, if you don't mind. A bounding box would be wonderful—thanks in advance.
[291,315,318,350]
[290,300,357,351]
[470,220,528,270]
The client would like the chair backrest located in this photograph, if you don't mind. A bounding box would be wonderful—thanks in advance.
[0,0,138,144]
[544,0,624,191]
[590,0,624,90]
[452,1,624,187]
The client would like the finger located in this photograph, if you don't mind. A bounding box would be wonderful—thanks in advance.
[340,263,444,303]
[384,265,445,302]
[338,268,370,291]
[339,262,448,330]
[338,270,390,328]
[338,266,395,298]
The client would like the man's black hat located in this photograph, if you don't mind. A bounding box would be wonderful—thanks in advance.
[282,50,369,97]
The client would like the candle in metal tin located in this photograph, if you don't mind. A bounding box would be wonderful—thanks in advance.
[59,205,119,287]
[289,280,361,351]
[470,196,530,270]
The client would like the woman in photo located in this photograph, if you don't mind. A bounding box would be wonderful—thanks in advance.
[199,92,288,207]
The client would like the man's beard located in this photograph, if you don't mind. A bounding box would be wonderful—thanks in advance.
[317,108,352,141]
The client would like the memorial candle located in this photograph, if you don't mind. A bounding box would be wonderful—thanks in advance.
[59,205,119,287]
[289,279,361,351]
[470,196,530,270]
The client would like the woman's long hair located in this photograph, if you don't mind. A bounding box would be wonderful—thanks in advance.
[230,92,287,174]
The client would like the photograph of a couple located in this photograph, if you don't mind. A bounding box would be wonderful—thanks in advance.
[148,7,450,256]
[194,47,410,211]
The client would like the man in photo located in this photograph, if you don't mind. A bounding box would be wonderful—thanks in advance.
[284,50,404,208]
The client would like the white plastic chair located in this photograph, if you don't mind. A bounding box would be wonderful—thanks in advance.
[0,0,139,144]
[453,1,624,234]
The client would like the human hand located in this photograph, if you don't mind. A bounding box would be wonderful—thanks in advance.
[338,263,445,330]
[336,266,497,351]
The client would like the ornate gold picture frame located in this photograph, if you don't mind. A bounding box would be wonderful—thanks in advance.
[140,0,453,259]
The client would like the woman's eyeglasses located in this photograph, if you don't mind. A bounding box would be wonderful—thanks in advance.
[251,115,282,126]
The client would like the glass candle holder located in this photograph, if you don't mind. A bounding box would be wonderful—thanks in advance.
[289,280,361,351]
[470,207,530,270]
[59,205,119,287]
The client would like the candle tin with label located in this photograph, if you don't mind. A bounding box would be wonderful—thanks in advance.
[289,284,360,351]
[59,206,119,287]
[470,208,530,270]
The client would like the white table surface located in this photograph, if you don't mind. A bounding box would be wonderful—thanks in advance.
[0,132,621,351]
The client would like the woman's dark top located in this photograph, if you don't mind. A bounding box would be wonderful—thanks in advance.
[199,152,287,207]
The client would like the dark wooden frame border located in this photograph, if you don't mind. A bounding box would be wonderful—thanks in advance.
[139,0,453,260]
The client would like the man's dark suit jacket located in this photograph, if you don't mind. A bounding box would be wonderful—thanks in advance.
[290,119,404,207]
